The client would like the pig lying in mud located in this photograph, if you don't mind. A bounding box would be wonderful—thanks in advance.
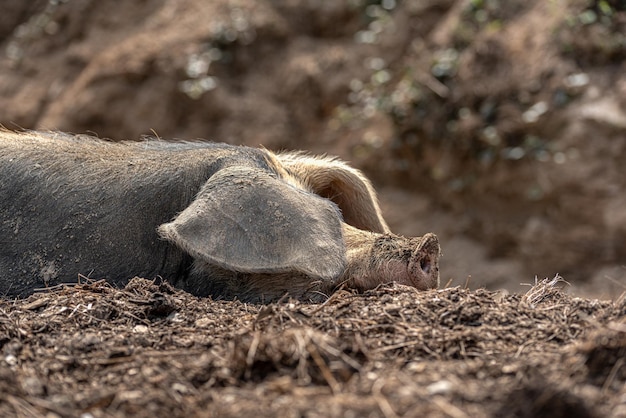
[0,130,440,302]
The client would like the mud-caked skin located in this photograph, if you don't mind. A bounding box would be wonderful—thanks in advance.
[0,130,441,302]
[342,225,440,292]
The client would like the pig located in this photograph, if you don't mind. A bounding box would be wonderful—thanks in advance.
[0,129,440,302]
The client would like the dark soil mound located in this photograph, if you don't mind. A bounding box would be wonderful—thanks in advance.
[1,278,624,417]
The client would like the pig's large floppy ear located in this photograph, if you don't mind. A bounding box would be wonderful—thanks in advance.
[158,166,346,280]
[276,153,390,234]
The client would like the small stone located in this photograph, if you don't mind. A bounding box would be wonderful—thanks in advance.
[427,380,453,395]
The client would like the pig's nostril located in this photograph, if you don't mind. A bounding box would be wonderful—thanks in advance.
[420,258,431,274]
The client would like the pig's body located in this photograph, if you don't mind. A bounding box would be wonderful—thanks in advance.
[0,130,440,302]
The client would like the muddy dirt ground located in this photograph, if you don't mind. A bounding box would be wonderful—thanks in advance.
[1,278,625,417]
[1,1,626,417]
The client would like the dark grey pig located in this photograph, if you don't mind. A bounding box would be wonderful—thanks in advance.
[0,130,440,302]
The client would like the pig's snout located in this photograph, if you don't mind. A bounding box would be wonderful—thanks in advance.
[406,233,440,289]
[342,224,441,292]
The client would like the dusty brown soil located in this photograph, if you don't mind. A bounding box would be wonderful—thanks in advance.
[1,278,625,417]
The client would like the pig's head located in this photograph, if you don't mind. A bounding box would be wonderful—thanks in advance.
[276,152,441,293]
[159,153,441,301]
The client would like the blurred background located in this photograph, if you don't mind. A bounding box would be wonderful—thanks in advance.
[1,0,625,298]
